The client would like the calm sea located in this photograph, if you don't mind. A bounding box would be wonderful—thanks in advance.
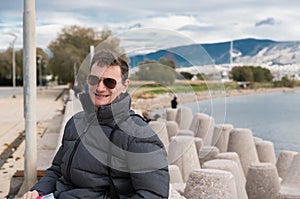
[184,90,300,156]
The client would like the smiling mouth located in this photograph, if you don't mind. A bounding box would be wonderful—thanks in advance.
[95,93,110,97]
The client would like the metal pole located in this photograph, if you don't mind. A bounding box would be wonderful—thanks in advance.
[90,45,94,65]
[37,55,42,86]
[12,39,16,88]
[73,62,77,82]
[18,0,37,195]
[8,33,17,87]
[230,40,233,67]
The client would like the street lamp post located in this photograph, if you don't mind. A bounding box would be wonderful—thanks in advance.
[8,33,17,87]
[17,0,37,195]
[37,54,43,86]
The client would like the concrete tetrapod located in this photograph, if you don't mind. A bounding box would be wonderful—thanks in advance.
[175,106,193,130]
[168,136,201,182]
[168,164,184,184]
[166,121,179,140]
[276,150,298,181]
[166,108,178,121]
[183,169,238,199]
[278,154,300,199]
[216,152,246,185]
[149,121,170,150]
[227,128,259,176]
[255,140,277,164]
[189,113,215,146]
[246,163,280,199]
[203,159,248,199]
[198,146,219,166]
[211,123,233,152]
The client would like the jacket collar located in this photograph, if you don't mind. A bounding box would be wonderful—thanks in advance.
[79,92,131,125]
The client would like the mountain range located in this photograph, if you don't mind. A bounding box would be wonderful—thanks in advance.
[129,38,300,67]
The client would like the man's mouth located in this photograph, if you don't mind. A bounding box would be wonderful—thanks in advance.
[95,93,110,97]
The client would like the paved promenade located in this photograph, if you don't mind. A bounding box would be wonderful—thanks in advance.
[0,86,67,198]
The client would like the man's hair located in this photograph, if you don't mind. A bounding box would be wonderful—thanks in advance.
[90,50,129,83]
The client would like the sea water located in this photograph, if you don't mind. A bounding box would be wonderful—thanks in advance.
[184,90,300,156]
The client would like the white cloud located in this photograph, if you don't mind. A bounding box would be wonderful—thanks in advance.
[1,0,300,50]
[36,24,64,48]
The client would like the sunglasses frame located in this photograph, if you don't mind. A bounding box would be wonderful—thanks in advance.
[87,75,118,89]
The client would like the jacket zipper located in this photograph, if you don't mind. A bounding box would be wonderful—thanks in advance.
[103,191,108,199]
[66,120,94,182]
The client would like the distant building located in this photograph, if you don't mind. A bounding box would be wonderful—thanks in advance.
[220,70,232,82]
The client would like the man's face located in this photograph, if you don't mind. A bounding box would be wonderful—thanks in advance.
[88,64,129,107]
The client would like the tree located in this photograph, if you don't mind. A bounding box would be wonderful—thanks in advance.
[231,66,253,82]
[0,49,12,85]
[48,25,125,84]
[0,47,24,86]
[196,73,205,80]
[231,66,273,82]
[280,75,295,88]
[159,57,176,70]
[135,58,177,85]
[179,72,193,80]
[252,66,265,82]
[0,45,53,86]
[263,68,273,81]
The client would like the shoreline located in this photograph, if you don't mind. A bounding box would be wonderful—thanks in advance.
[131,86,300,115]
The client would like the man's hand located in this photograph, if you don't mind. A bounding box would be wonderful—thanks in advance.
[21,190,39,199]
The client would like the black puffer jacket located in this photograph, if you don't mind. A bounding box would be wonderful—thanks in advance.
[31,92,170,198]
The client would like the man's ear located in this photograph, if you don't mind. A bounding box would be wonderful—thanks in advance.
[122,79,130,93]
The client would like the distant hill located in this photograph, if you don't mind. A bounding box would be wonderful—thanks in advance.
[129,38,300,67]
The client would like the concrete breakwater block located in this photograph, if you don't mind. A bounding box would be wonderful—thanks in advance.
[276,150,298,181]
[198,146,219,166]
[246,163,280,199]
[202,159,248,199]
[169,164,184,184]
[166,121,179,139]
[183,169,238,199]
[211,123,234,152]
[149,121,170,150]
[176,106,193,130]
[194,137,203,156]
[168,136,201,182]
[255,140,276,164]
[189,113,215,146]
[227,128,259,176]
[216,152,246,185]
[177,129,194,136]
[253,136,263,143]
[278,154,300,198]
[278,188,300,199]
[171,183,186,196]
[169,184,186,199]
[166,108,178,121]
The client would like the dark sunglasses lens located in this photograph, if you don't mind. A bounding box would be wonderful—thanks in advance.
[88,75,99,85]
[103,78,117,89]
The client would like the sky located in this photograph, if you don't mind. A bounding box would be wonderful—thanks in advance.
[1,0,300,53]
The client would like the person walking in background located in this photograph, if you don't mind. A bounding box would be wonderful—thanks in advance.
[21,50,169,199]
[171,96,177,109]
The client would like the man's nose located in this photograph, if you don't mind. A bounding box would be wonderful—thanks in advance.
[96,80,106,91]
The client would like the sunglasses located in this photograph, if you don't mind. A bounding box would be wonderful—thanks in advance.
[87,75,117,89]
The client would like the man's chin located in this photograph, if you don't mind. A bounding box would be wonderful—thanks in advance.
[95,100,109,106]
[94,95,111,105]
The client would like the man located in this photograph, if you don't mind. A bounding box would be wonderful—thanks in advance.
[171,96,177,109]
[22,50,169,199]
